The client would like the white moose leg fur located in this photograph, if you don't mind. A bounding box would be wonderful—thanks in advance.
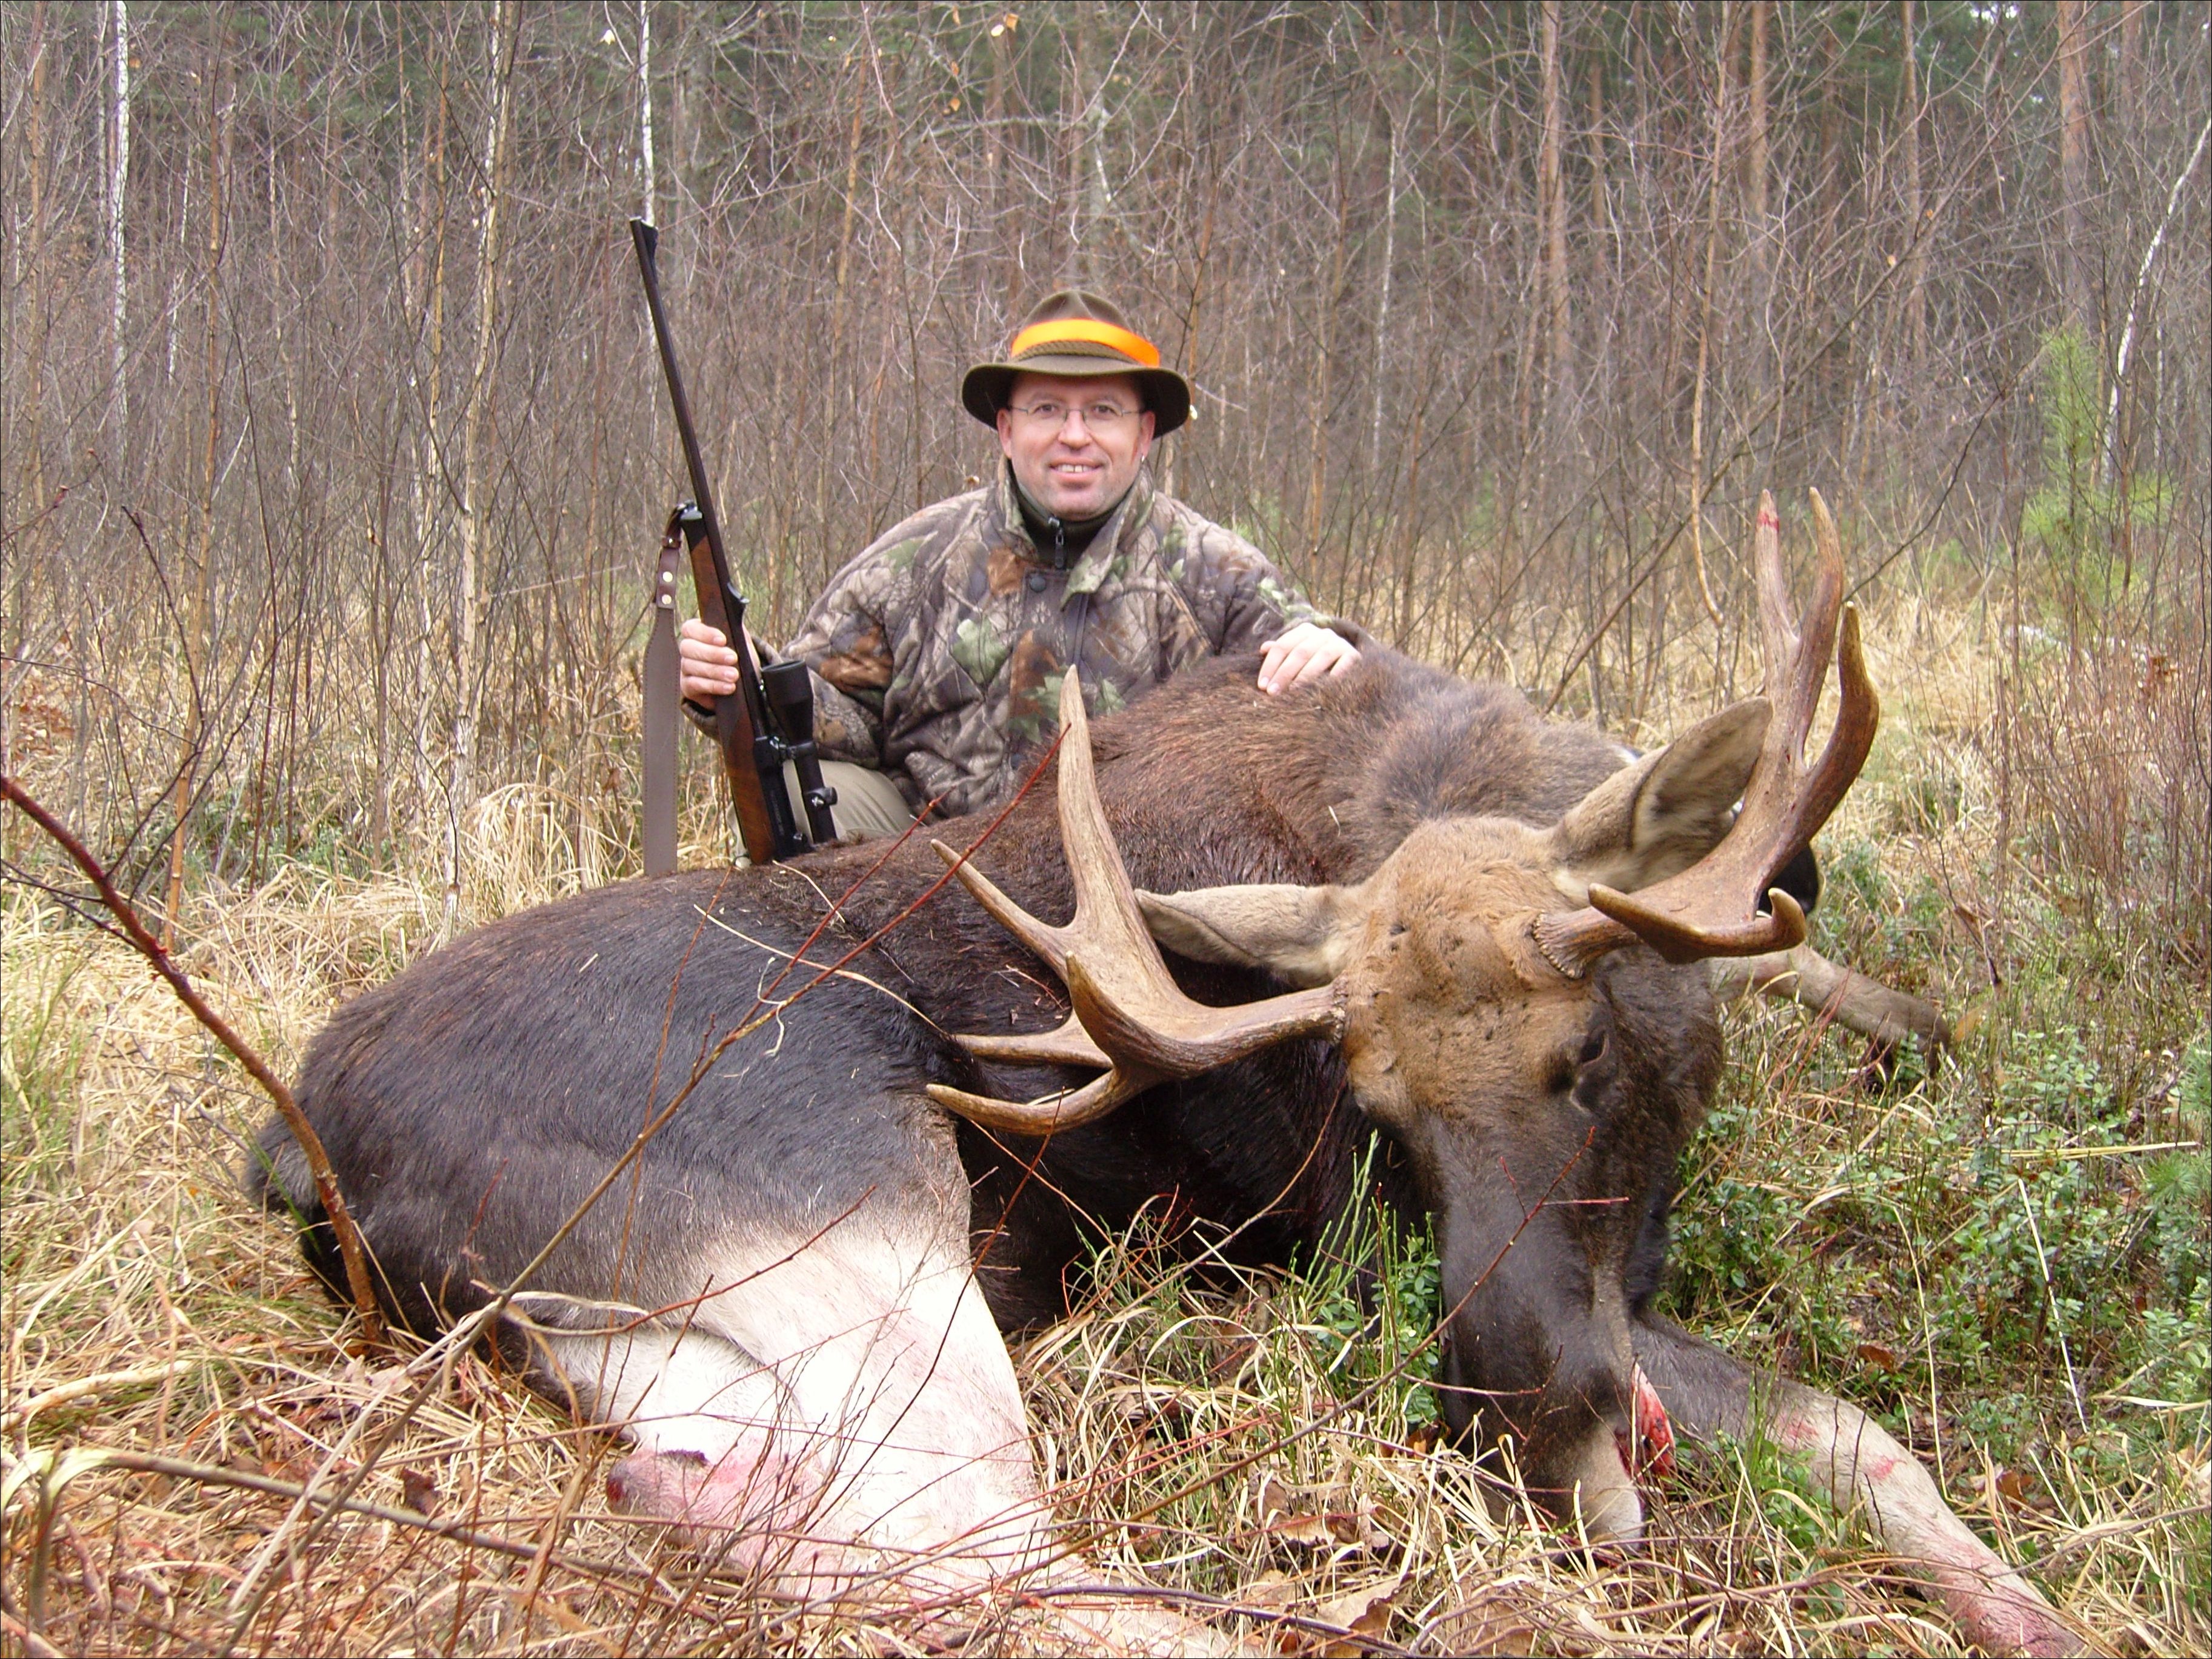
[1773,1388,2078,1657]
[528,1223,1046,1599]
[519,1226,1242,1654]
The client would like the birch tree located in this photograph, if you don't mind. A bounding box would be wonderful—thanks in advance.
[108,0,130,437]
[446,0,519,906]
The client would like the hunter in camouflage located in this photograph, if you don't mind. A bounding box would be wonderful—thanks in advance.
[681,289,1361,830]
[779,460,1349,818]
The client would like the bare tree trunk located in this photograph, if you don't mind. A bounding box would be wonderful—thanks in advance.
[108,0,130,441]
[1165,126,1221,507]
[1746,0,1769,261]
[637,0,655,222]
[1059,10,1112,285]
[2118,0,2145,144]
[22,2,51,517]
[1368,105,1399,477]
[161,68,230,946]
[2104,116,2212,499]
[1585,53,1608,394]
[411,52,451,854]
[446,0,519,909]
[987,13,1018,308]
[1304,159,1347,560]
[1688,7,1740,630]
[2056,0,2091,331]
[1901,0,1926,374]
[1746,0,1776,445]
[1587,52,1607,225]
[819,91,863,553]
[1539,0,1570,409]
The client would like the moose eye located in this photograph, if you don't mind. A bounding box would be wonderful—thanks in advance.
[1550,1029,1609,1095]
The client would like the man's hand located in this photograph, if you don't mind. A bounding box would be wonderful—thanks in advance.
[679,617,748,702]
[1258,622,1361,694]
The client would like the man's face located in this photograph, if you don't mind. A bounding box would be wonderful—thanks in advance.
[994,371,1156,522]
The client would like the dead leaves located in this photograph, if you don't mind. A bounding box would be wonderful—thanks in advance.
[1231,1472,1407,1652]
[1237,1566,1403,1656]
[1854,1340,1901,1372]
[1250,1470,1396,1557]
[1311,1581,1400,1655]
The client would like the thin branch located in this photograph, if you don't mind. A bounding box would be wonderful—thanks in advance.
[0,773,385,1345]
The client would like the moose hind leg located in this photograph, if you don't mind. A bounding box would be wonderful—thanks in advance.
[512,1244,1242,1654]
[705,1229,1051,1594]
[514,1308,852,1583]
[511,1228,1053,1598]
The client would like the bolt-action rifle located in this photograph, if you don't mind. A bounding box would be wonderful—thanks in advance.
[630,218,836,862]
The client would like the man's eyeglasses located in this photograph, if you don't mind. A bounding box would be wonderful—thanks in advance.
[1005,400,1143,432]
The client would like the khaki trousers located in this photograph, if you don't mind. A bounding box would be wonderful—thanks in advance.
[808,760,914,842]
[734,760,913,864]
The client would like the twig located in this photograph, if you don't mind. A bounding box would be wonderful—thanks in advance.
[2104,116,2212,487]
[2014,1175,2091,1436]
[0,1445,665,1597]
[0,773,385,1343]
[2,1361,196,1432]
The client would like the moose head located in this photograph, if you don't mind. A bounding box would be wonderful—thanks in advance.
[926,491,1876,1544]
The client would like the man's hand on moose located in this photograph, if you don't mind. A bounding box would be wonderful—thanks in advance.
[678,617,756,702]
[1258,622,1361,694]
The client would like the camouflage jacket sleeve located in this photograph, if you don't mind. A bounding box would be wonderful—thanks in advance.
[777,542,900,768]
[1160,502,1353,657]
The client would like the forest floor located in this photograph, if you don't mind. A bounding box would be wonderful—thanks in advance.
[4,581,2206,1656]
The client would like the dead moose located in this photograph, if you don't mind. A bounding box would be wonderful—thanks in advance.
[253,494,2071,1654]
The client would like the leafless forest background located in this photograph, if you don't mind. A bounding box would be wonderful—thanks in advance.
[2,0,2207,953]
[3,7,2209,1652]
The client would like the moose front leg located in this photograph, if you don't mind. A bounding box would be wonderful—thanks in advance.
[1632,1316,2079,1658]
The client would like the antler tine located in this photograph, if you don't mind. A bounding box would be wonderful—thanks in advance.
[1753,488,1800,680]
[930,838,1071,979]
[928,662,1174,976]
[1734,487,1868,874]
[1533,491,1880,973]
[928,672,1344,1136]
[1765,488,1845,758]
[927,1064,1142,1137]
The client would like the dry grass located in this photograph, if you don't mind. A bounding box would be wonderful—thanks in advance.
[4,584,2206,1656]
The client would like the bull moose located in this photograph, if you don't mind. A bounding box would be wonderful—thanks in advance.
[253,495,2071,1654]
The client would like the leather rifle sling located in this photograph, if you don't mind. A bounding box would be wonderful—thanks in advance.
[641,510,686,877]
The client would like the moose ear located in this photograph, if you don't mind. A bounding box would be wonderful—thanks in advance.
[1136,884,1361,988]
[1547,699,1770,894]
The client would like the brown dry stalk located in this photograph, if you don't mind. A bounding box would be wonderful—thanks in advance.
[0,773,385,1345]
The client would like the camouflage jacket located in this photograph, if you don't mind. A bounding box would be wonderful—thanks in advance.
[781,465,1344,819]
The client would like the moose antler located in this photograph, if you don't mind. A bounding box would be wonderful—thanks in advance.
[926,674,1345,1135]
[1532,490,1879,976]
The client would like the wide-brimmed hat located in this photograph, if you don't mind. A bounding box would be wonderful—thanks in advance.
[961,290,1193,435]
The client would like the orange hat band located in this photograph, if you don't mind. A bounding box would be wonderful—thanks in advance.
[1008,317,1161,368]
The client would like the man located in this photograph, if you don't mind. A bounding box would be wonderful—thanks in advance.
[679,290,1361,836]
